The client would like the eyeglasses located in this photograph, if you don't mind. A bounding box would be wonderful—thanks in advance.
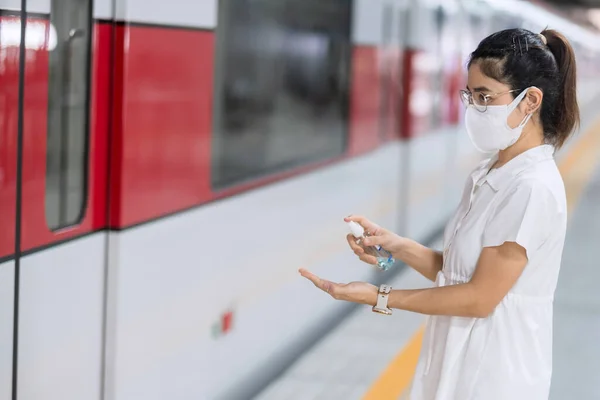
[459,89,522,113]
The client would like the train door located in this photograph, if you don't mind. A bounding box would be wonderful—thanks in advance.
[1,0,112,399]
[0,4,22,399]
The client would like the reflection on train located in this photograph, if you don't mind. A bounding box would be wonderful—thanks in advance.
[0,0,599,399]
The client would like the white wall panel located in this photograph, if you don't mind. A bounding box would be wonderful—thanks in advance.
[25,0,49,14]
[0,0,22,12]
[352,0,411,46]
[0,0,112,19]
[0,261,14,400]
[94,0,113,20]
[103,143,406,400]
[351,0,384,46]
[0,0,50,14]
[18,233,106,400]
[115,0,217,28]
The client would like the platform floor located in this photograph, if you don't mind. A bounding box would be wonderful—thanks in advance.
[253,119,600,400]
[550,155,600,400]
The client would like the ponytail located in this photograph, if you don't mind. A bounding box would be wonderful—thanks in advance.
[541,29,580,148]
[469,28,580,149]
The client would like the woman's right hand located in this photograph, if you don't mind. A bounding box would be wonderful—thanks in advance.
[344,215,407,265]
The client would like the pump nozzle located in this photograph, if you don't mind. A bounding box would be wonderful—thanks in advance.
[347,221,365,238]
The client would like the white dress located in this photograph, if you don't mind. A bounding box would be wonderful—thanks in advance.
[409,144,567,400]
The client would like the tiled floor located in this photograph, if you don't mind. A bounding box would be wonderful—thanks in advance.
[549,162,600,400]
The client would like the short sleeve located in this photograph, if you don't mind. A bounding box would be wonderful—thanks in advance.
[482,181,559,256]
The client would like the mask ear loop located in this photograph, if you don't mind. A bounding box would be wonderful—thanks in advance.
[506,88,530,114]
[517,112,533,129]
[516,86,540,128]
[505,88,532,130]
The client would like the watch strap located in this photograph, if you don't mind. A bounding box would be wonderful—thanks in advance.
[372,284,392,315]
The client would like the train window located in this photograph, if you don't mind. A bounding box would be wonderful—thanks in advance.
[45,0,92,230]
[212,0,351,189]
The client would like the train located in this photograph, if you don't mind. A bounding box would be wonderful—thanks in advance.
[1,0,600,399]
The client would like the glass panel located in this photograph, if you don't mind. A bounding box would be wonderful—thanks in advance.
[45,0,91,230]
[212,0,351,189]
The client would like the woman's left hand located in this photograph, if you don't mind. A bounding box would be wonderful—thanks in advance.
[299,268,378,306]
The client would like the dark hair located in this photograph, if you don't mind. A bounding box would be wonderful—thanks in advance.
[468,28,580,149]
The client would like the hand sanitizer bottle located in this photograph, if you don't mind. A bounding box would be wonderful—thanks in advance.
[347,221,395,271]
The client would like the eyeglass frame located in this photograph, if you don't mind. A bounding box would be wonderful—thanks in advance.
[459,88,523,113]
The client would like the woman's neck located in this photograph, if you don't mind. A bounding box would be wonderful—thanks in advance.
[495,123,545,168]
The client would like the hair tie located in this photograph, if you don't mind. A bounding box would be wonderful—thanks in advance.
[539,33,547,45]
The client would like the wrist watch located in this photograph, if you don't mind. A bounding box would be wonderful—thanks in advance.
[372,284,393,315]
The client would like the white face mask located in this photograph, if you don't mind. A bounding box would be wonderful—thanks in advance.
[465,88,533,153]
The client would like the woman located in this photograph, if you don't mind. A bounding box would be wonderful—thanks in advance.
[300,28,579,400]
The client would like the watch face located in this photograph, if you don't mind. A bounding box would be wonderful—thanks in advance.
[379,285,392,294]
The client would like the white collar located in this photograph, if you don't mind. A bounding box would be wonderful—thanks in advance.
[473,144,555,192]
